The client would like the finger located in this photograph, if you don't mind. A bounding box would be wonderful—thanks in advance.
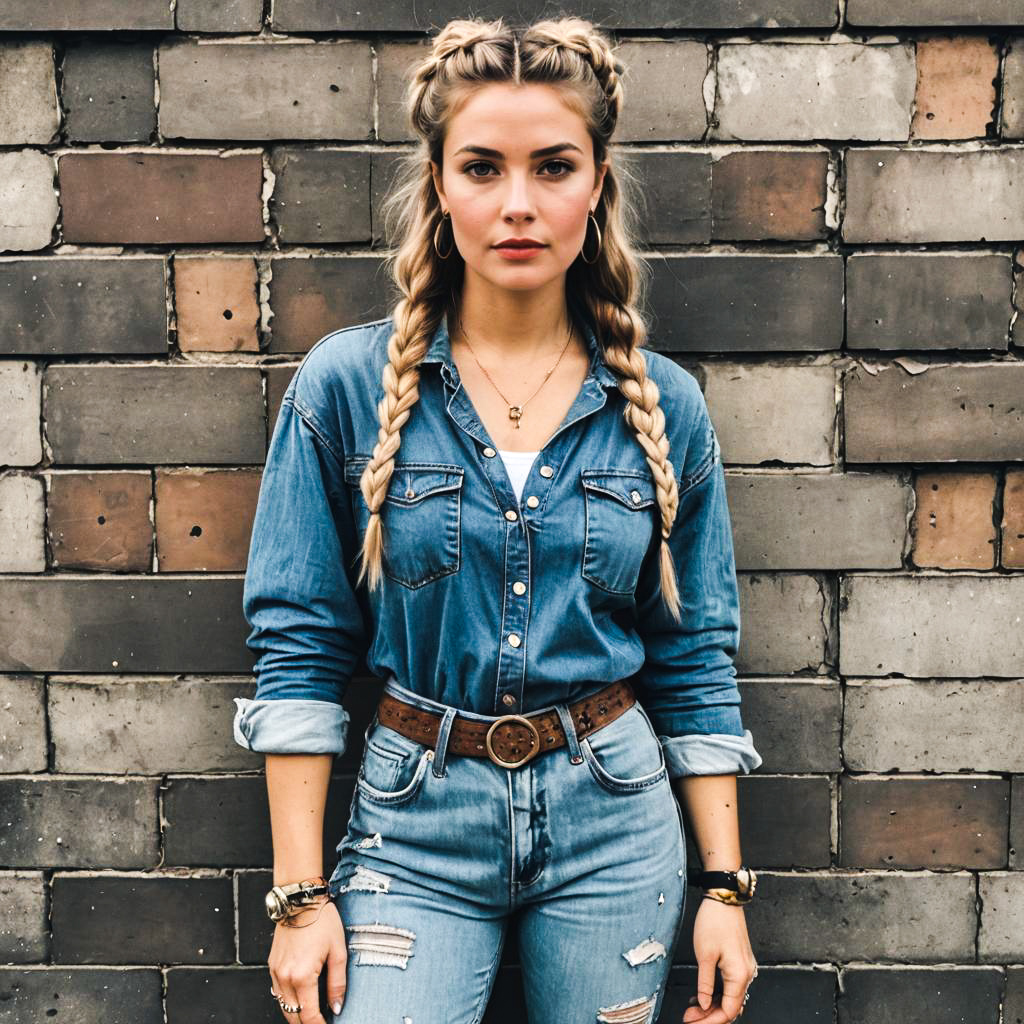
[276,983,303,1023]
[695,957,717,1010]
[296,977,327,1024]
[718,977,747,1021]
[325,940,348,1017]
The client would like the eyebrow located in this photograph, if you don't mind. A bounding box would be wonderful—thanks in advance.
[452,142,585,159]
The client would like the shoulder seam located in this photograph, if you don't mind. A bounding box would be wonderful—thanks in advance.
[285,393,345,468]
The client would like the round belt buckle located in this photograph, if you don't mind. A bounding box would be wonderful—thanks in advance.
[485,714,541,769]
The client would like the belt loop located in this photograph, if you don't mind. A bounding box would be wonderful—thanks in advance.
[432,706,458,777]
[553,703,584,765]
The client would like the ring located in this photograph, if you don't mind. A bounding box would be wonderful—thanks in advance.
[277,997,302,1013]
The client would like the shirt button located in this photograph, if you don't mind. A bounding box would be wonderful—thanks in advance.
[483,447,496,457]
[540,465,554,477]
[505,509,518,521]
[502,693,517,706]
[631,489,642,503]
[513,581,527,595]
[507,633,521,647]
[526,495,540,508]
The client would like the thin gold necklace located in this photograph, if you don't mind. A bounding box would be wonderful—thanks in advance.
[453,314,575,430]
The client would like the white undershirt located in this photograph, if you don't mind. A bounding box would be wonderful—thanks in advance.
[496,449,540,502]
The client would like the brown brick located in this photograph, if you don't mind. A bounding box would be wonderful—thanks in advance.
[839,776,1009,869]
[912,36,999,140]
[173,256,260,353]
[913,471,998,569]
[155,469,261,571]
[59,152,264,244]
[1002,469,1024,569]
[712,150,829,240]
[46,471,153,571]
[0,967,163,1024]
[265,364,299,440]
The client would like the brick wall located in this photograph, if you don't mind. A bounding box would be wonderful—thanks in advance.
[1,2,1023,1022]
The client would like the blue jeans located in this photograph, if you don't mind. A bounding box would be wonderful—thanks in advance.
[327,679,689,1024]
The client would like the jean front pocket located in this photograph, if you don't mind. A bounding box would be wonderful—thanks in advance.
[581,469,657,595]
[345,456,464,590]
[580,703,668,794]
[356,720,432,806]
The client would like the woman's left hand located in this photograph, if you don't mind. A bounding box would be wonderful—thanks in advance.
[681,897,758,1023]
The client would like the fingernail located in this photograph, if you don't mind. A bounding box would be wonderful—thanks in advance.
[332,1002,342,1015]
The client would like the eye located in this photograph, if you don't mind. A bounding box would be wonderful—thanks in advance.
[463,161,495,178]
[541,159,574,176]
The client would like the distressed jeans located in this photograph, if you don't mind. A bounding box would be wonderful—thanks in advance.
[327,678,689,1024]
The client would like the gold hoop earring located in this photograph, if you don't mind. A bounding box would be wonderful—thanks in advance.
[580,210,602,264]
[434,211,454,260]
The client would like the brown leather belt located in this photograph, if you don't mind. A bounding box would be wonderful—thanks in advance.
[376,679,637,770]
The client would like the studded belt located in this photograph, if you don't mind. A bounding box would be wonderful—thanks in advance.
[375,679,637,770]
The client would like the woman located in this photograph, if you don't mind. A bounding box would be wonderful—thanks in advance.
[233,15,762,1024]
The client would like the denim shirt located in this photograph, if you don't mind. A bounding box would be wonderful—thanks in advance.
[233,305,762,779]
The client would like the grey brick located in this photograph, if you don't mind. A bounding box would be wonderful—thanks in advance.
[727,471,910,570]
[49,678,256,774]
[703,363,837,467]
[737,574,831,675]
[0,0,173,29]
[0,41,58,145]
[265,364,299,440]
[845,680,1024,772]
[52,875,234,964]
[158,40,373,141]
[375,39,431,142]
[0,675,46,773]
[270,147,371,243]
[0,473,44,572]
[847,0,1024,25]
[0,777,159,868]
[44,365,264,464]
[1012,776,1024,870]
[176,0,263,32]
[369,148,410,246]
[715,43,915,141]
[646,255,844,352]
[1008,967,1024,1024]
[838,966,1002,1024]
[236,869,275,964]
[0,150,58,253]
[630,151,711,245]
[1004,40,1024,138]
[846,253,1013,350]
[0,871,47,963]
[0,578,249,673]
[844,149,1024,243]
[844,363,1024,463]
[0,967,163,1024]
[61,41,156,144]
[978,872,1024,961]
[165,967,286,1024]
[0,360,42,466]
[740,775,832,868]
[0,258,168,355]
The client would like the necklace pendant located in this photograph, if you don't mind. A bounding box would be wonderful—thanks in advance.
[508,405,523,428]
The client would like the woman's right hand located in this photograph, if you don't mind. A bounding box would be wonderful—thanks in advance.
[269,899,349,1023]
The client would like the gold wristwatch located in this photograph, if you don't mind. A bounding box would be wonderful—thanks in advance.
[265,877,330,922]
[688,866,757,906]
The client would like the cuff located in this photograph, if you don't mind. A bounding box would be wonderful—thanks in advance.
[659,730,763,779]
[233,697,350,755]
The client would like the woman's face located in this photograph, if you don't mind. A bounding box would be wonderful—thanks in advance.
[431,82,608,293]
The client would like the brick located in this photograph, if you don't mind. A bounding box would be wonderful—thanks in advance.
[842,575,1024,678]
[0,150,58,252]
[844,148,1024,243]
[1003,469,1024,569]
[740,679,842,773]
[0,473,44,571]
[0,967,163,1024]
[737,574,830,675]
[267,256,395,353]
[728,472,910,570]
[165,967,287,1024]
[1004,41,1024,138]
[155,469,261,571]
[270,147,372,243]
[52,875,234,964]
[0,257,168,355]
[847,0,1024,26]
[912,36,999,140]
[369,149,409,247]
[1008,968,1024,1024]
[49,678,256,773]
[158,40,373,141]
[0,0,173,29]
[59,152,264,244]
[739,775,831,868]
[1013,776,1024,870]
[61,41,156,143]
[715,43,914,141]
[375,39,431,142]
[236,869,276,964]
[0,41,58,144]
[175,0,263,32]
[0,676,47,773]
[0,872,47,963]
[712,150,828,240]
[702,363,836,466]
[44,364,264,464]
[265,364,299,439]
[46,471,153,571]
[913,471,998,569]
[844,363,1024,462]
[0,360,42,465]
[846,253,1012,350]
[838,966,1002,1024]
[173,256,260,353]
[0,777,159,868]
[978,872,1024,960]
[647,255,843,352]
[0,578,249,673]
[845,680,1024,772]
[839,776,1009,869]
[632,151,711,245]
[747,870,975,962]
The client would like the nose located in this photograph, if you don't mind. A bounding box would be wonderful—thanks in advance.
[499,170,537,223]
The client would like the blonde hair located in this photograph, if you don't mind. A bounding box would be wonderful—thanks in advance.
[356,14,683,622]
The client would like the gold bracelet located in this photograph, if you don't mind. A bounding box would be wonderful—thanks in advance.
[278,895,331,929]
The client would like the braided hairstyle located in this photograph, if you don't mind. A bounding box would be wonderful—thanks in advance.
[358,15,684,622]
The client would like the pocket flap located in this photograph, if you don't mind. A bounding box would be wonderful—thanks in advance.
[581,469,656,509]
[345,457,464,506]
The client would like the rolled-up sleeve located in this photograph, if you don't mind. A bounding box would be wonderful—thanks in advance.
[634,393,762,779]
[233,394,365,756]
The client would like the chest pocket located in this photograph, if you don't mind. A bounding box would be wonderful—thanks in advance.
[345,456,464,590]
[581,469,657,595]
